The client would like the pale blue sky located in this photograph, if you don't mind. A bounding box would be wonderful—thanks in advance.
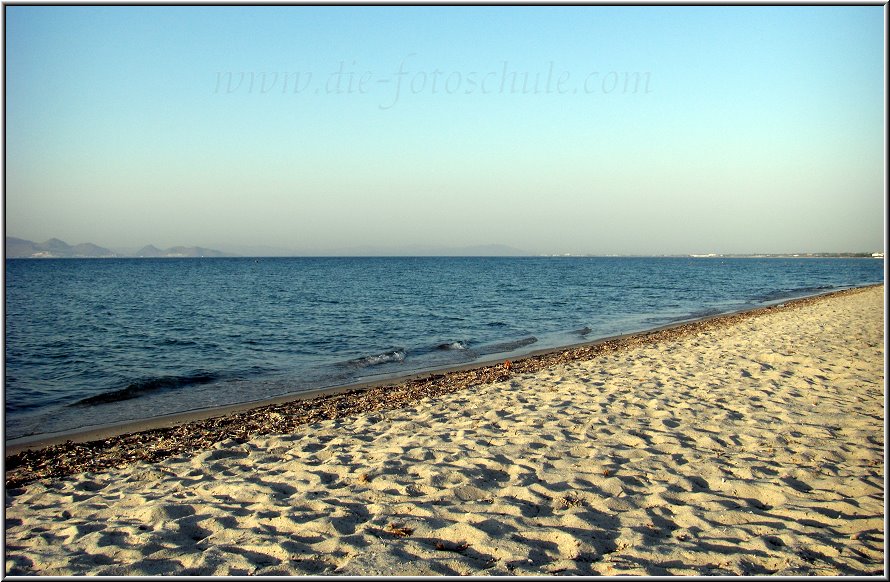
[4,6,885,255]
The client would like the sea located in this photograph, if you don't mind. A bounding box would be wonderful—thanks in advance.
[4,256,884,442]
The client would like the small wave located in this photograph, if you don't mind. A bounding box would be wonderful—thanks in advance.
[346,348,407,368]
[69,372,218,407]
[437,341,468,351]
[475,336,538,357]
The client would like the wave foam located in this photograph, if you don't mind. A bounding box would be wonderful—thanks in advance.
[437,341,468,351]
[348,348,407,368]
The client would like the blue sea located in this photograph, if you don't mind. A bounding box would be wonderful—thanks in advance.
[4,256,884,441]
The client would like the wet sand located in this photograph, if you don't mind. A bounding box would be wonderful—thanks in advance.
[4,285,884,575]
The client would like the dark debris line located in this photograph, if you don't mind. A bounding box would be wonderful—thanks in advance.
[4,286,876,489]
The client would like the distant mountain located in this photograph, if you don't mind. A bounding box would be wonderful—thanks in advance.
[6,237,39,258]
[290,243,531,257]
[72,242,116,256]
[135,244,164,258]
[5,237,118,258]
[211,244,310,257]
[6,237,232,259]
[135,245,231,258]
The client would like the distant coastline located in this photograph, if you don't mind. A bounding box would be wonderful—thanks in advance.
[541,252,883,259]
[4,237,883,260]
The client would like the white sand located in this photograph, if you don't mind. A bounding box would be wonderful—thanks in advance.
[5,286,884,575]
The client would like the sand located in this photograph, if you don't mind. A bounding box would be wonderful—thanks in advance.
[4,285,884,575]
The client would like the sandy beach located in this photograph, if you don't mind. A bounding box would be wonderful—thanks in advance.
[4,285,884,575]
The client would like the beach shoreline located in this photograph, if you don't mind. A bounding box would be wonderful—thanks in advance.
[4,283,884,575]
[4,283,883,484]
[5,284,880,454]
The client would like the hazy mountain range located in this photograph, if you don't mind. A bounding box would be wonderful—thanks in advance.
[6,237,232,259]
[5,238,531,258]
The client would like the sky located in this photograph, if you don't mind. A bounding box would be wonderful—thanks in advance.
[4,5,885,255]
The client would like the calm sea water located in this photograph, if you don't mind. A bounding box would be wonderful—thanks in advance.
[4,256,883,441]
